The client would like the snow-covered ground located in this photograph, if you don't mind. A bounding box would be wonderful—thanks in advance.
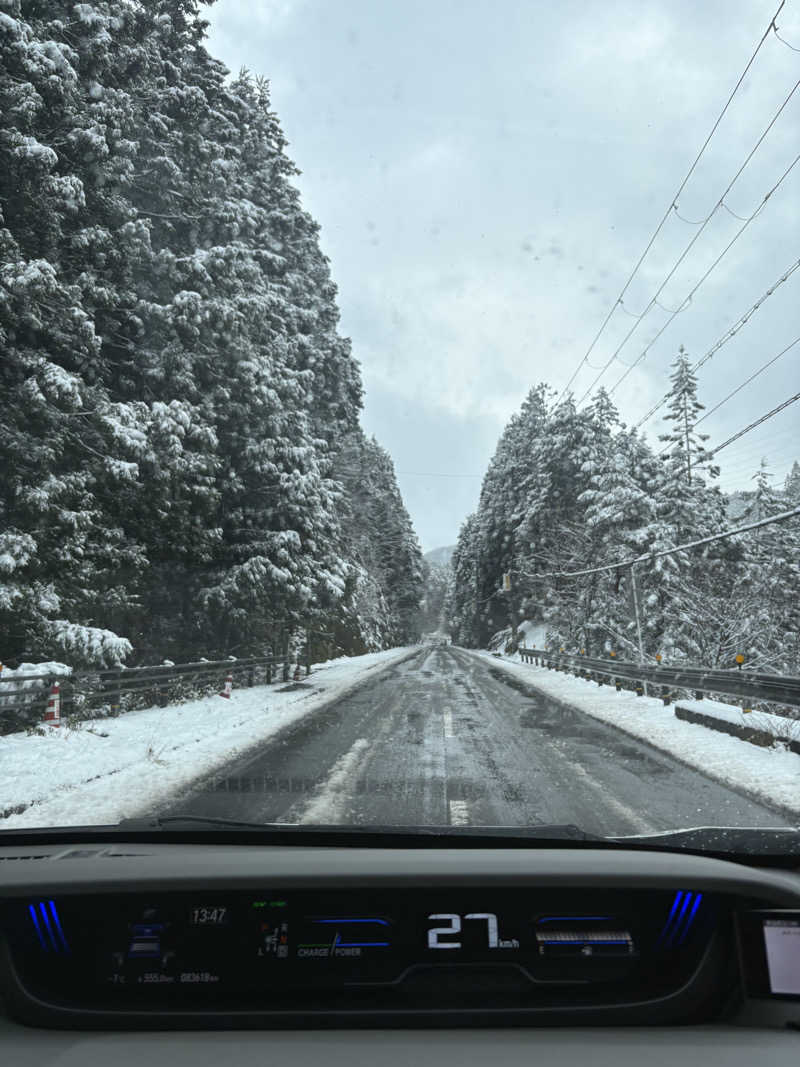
[477,651,800,819]
[0,647,416,830]
[517,621,547,648]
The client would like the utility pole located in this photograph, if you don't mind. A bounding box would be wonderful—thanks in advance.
[630,562,648,696]
[503,571,515,651]
[474,547,480,645]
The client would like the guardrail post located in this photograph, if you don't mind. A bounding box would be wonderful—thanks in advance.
[248,665,254,688]
[111,670,121,716]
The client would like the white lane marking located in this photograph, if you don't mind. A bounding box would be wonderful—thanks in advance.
[419,649,440,672]
[570,763,653,834]
[443,707,454,738]
[286,738,370,825]
[448,799,470,825]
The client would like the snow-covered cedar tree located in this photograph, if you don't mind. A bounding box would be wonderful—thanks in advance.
[1,2,421,667]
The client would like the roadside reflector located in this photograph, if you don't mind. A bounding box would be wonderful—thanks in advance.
[44,682,61,727]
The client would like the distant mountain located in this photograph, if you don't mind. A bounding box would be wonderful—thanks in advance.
[424,545,456,567]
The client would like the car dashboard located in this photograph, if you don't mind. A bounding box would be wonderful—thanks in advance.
[0,837,798,1064]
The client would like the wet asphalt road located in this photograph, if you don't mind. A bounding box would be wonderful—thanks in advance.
[160,645,790,835]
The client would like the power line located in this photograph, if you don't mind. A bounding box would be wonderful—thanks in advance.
[693,336,800,429]
[718,437,800,469]
[774,21,800,51]
[708,392,800,457]
[554,1,786,405]
[714,444,800,478]
[581,145,800,405]
[516,505,800,581]
[602,151,800,402]
[715,432,800,467]
[631,256,800,431]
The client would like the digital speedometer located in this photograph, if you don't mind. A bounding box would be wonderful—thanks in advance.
[4,887,713,1014]
[426,912,520,950]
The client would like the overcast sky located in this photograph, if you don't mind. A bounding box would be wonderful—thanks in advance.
[204,0,799,551]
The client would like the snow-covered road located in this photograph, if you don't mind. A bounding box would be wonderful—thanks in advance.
[0,647,417,829]
[157,645,795,833]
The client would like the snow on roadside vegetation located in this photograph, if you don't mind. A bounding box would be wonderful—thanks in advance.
[0,662,72,726]
[0,661,72,690]
[476,651,800,818]
[0,647,416,830]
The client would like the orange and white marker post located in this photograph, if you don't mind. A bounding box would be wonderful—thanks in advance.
[44,681,61,727]
[219,673,233,699]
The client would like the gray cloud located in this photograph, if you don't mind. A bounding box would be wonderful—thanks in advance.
[205,0,800,548]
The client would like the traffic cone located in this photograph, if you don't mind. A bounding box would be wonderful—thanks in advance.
[219,673,233,699]
[44,681,61,727]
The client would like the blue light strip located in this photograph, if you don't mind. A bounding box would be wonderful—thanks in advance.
[658,891,685,944]
[38,901,58,952]
[49,901,69,954]
[658,890,703,947]
[536,916,613,923]
[671,892,693,945]
[678,893,703,946]
[28,904,47,951]
[314,918,389,925]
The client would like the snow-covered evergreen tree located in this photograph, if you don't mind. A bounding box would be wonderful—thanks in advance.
[332,431,424,650]
[449,514,482,647]
[1,1,422,666]
[784,460,800,501]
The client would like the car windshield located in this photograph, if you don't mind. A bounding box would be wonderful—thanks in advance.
[1,0,798,850]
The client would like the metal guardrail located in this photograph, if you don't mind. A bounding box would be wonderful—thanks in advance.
[0,650,313,734]
[517,648,800,711]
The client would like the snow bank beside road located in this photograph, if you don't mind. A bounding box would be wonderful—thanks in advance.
[0,647,416,830]
[675,698,799,742]
[475,651,800,819]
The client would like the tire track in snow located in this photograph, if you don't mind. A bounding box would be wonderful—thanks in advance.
[284,738,371,824]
